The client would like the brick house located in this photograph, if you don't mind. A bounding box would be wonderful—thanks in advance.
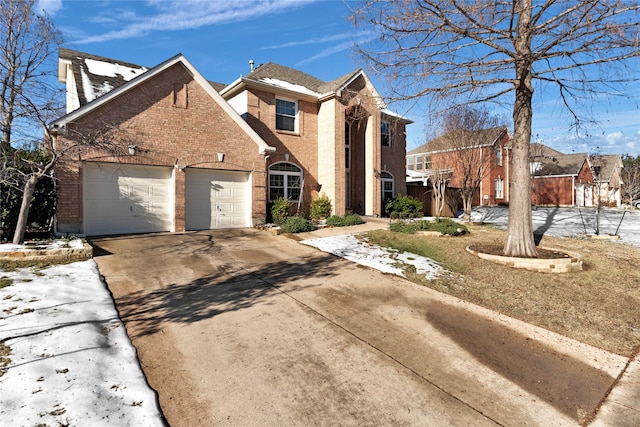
[52,49,410,236]
[590,154,623,207]
[406,126,511,215]
[529,143,595,207]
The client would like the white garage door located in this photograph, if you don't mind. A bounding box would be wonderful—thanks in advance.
[185,169,250,230]
[84,163,173,236]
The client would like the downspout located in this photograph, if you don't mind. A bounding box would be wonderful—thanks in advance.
[572,176,575,206]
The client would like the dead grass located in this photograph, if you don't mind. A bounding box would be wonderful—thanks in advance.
[364,224,640,357]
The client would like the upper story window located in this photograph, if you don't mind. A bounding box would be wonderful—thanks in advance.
[381,121,390,147]
[407,156,415,170]
[276,98,297,132]
[416,156,423,170]
[496,147,503,166]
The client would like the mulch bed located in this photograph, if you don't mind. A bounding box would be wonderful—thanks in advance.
[468,244,571,259]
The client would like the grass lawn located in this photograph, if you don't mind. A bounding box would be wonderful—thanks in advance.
[363,224,640,357]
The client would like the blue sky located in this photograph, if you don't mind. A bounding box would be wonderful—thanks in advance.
[40,0,640,155]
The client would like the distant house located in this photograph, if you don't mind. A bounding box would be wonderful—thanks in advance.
[590,154,623,207]
[529,143,594,207]
[406,126,511,216]
[51,49,411,236]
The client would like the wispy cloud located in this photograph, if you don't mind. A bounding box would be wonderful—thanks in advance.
[37,0,62,16]
[296,32,376,66]
[261,33,354,50]
[72,0,316,44]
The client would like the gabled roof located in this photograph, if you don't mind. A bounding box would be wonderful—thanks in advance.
[51,52,275,155]
[58,48,148,107]
[531,151,588,177]
[590,154,623,182]
[219,62,411,122]
[408,126,510,155]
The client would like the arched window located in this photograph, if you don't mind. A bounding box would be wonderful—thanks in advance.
[381,171,395,202]
[269,162,302,201]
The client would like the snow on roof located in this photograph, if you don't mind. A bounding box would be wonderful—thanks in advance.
[80,67,115,103]
[85,58,148,82]
[259,78,320,97]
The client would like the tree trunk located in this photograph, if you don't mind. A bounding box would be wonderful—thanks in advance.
[503,0,538,257]
[12,175,38,244]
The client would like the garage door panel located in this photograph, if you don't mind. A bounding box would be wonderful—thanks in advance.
[84,163,172,236]
[185,169,249,230]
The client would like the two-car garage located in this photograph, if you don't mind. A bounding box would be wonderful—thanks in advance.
[83,162,250,236]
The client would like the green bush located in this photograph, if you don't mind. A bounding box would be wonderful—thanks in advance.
[390,218,468,236]
[343,212,364,226]
[325,215,344,227]
[281,216,315,233]
[385,194,423,219]
[325,212,364,227]
[389,221,419,233]
[270,197,291,225]
[310,194,332,220]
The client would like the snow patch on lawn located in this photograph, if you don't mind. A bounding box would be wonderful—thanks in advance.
[301,234,444,280]
[0,260,164,426]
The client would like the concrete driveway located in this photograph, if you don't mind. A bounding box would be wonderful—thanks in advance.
[90,226,626,426]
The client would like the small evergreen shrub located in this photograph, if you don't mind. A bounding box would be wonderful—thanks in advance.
[325,212,364,227]
[310,195,332,220]
[390,218,468,235]
[343,212,364,226]
[325,215,344,227]
[281,216,315,233]
[271,197,291,225]
[385,194,423,219]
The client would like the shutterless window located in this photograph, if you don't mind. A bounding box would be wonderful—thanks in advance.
[269,162,302,201]
[381,121,390,147]
[495,178,504,199]
[276,98,296,132]
[416,156,423,170]
[407,156,415,170]
[496,147,503,166]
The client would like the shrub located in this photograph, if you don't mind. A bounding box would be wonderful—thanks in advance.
[281,216,315,233]
[385,194,423,219]
[325,215,344,227]
[270,197,291,225]
[389,221,419,234]
[325,212,364,227]
[310,194,332,220]
[343,212,364,226]
[390,218,468,236]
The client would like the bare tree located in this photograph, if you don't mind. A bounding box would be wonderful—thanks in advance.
[352,0,639,257]
[621,154,640,206]
[427,106,504,221]
[1,0,62,243]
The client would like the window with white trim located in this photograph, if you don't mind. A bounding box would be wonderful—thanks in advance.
[496,147,503,166]
[494,178,504,199]
[276,98,297,132]
[381,171,395,202]
[381,121,390,147]
[416,156,423,170]
[269,162,302,201]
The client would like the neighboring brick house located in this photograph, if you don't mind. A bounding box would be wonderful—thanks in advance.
[406,126,511,215]
[529,143,594,207]
[52,49,410,236]
[590,154,623,206]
